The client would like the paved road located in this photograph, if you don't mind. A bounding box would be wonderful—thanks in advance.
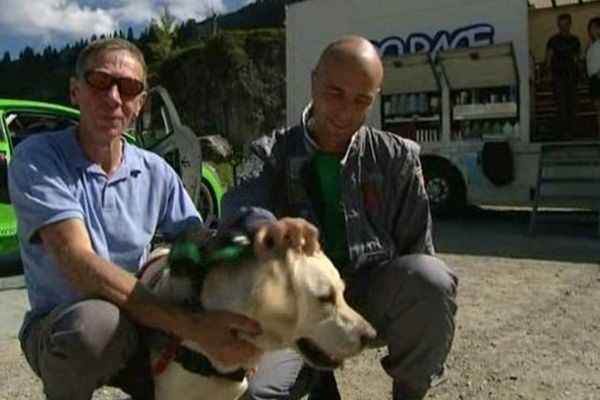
[0,276,26,339]
[0,207,597,400]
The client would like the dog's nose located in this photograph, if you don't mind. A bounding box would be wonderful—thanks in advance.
[360,333,374,348]
[360,326,377,348]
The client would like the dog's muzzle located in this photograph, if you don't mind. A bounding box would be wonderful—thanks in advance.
[296,338,342,370]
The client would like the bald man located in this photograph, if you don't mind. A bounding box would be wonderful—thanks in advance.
[223,36,458,400]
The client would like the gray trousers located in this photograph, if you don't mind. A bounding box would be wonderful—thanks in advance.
[20,299,154,400]
[242,254,458,400]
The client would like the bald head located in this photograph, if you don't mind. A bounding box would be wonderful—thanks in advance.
[309,36,383,154]
[314,35,383,87]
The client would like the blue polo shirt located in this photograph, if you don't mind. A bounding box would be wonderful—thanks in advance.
[8,127,202,316]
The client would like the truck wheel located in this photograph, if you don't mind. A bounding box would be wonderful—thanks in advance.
[197,179,217,228]
[422,159,466,216]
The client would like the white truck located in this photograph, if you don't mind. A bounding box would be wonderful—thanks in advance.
[286,0,600,216]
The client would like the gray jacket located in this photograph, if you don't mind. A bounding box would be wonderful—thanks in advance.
[223,111,434,272]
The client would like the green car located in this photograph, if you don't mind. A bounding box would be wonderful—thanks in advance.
[0,87,225,269]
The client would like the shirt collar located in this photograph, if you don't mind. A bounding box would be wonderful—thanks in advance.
[300,103,363,164]
[65,127,143,178]
[64,126,92,170]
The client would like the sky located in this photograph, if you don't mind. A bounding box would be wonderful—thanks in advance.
[0,0,253,59]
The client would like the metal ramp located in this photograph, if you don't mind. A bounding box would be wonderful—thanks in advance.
[529,142,600,236]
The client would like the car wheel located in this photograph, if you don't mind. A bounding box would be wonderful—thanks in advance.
[197,178,218,228]
[423,159,466,216]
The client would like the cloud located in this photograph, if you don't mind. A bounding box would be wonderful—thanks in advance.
[0,0,228,45]
[112,0,227,26]
[0,0,117,42]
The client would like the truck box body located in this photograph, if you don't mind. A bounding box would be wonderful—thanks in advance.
[286,0,600,211]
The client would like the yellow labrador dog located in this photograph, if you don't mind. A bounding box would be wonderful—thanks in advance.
[141,235,376,400]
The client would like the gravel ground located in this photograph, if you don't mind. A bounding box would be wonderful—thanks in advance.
[1,207,598,400]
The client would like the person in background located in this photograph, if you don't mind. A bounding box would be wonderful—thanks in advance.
[224,35,458,400]
[545,12,582,140]
[8,37,319,400]
[586,16,600,137]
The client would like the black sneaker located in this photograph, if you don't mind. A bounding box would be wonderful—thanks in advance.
[392,365,448,400]
[429,365,448,388]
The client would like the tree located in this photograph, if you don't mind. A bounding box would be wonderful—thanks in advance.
[1,51,10,65]
[127,27,135,42]
[174,18,201,48]
[19,47,36,66]
[148,7,178,62]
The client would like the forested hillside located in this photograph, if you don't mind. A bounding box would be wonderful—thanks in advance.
[0,0,305,145]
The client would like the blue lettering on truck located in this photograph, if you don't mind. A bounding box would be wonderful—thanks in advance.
[372,23,495,57]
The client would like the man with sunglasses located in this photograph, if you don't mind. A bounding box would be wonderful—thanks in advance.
[8,38,320,400]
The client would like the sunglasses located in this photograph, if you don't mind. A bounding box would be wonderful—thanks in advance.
[83,70,145,97]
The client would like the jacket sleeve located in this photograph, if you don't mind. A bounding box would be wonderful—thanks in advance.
[392,142,435,255]
[222,135,278,229]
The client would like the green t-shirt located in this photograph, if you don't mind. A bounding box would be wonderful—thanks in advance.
[312,151,349,270]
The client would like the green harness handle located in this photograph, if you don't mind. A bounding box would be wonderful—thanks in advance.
[168,233,254,271]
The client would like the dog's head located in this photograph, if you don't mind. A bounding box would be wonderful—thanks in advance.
[284,250,376,370]
[155,231,376,371]
[201,248,376,370]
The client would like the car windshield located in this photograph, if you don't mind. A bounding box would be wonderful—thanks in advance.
[5,112,78,149]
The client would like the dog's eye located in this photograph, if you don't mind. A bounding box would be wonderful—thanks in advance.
[317,288,336,305]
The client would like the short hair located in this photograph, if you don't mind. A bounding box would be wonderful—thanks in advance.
[557,13,572,23]
[75,38,147,87]
[588,17,600,37]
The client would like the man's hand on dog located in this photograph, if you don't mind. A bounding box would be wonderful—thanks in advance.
[189,310,264,369]
[254,217,320,257]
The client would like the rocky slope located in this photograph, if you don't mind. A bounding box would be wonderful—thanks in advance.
[156,29,286,148]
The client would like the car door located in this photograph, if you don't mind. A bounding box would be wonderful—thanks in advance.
[0,105,79,267]
[135,86,202,207]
